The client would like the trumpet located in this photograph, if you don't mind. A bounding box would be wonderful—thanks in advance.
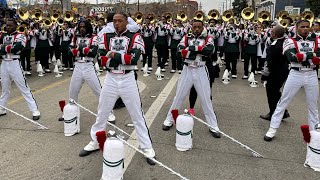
[177,11,188,22]
[241,7,254,20]
[222,10,234,22]
[208,9,220,20]
[193,10,204,21]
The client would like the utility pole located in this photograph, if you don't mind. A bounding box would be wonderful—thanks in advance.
[138,0,139,11]
[199,2,202,11]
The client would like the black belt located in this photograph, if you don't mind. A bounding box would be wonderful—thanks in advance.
[106,69,132,74]
[291,67,317,71]
[184,63,204,67]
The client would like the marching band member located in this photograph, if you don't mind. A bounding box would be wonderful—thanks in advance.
[264,20,320,141]
[0,19,40,120]
[34,21,52,74]
[169,19,184,73]
[81,13,156,165]
[224,23,241,78]
[260,25,290,121]
[20,21,32,75]
[312,22,320,36]
[60,21,73,70]
[141,17,155,71]
[243,25,260,78]
[155,16,169,72]
[162,19,221,138]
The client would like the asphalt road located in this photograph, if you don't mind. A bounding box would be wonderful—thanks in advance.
[0,58,319,180]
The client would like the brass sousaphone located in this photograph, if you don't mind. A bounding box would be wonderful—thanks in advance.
[258,11,271,22]
[193,10,205,21]
[134,12,143,24]
[208,9,220,20]
[177,11,188,22]
[222,10,234,22]
[241,7,254,20]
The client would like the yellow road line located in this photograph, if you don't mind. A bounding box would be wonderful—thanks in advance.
[8,78,70,105]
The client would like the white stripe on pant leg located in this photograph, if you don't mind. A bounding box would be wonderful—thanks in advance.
[270,70,304,129]
[0,61,12,107]
[193,66,218,128]
[90,73,120,142]
[119,72,152,149]
[164,66,194,122]
[304,71,320,130]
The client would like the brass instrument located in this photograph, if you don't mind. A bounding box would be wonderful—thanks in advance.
[18,7,29,21]
[222,10,234,22]
[1,24,6,33]
[276,10,289,21]
[177,11,188,22]
[147,13,156,24]
[279,19,289,28]
[73,19,78,24]
[193,10,205,21]
[51,10,61,23]
[258,11,271,23]
[163,12,172,23]
[134,12,143,24]
[241,7,254,20]
[64,10,74,22]
[31,9,43,21]
[301,10,314,24]
[17,25,26,33]
[208,9,220,20]
[86,16,93,23]
[43,18,53,29]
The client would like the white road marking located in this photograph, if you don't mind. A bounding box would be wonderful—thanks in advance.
[123,73,179,171]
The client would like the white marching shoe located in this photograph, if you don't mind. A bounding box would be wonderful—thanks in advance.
[108,110,116,124]
[0,108,6,116]
[79,140,99,157]
[142,147,156,165]
[32,110,41,121]
[264,127,277,142]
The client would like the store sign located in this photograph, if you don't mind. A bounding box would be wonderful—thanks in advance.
[92,6,114,12]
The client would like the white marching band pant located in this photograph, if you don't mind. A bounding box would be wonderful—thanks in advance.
[90,71,152,149]
[270,70,319,130]
[164,65,218,128]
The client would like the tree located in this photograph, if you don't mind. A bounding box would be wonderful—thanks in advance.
[306,0,320,17]
[232,0,248,17]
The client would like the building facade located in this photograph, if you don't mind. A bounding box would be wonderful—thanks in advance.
[257,0,306,19]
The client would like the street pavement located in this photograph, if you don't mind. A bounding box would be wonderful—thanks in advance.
[0,59,319,180]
